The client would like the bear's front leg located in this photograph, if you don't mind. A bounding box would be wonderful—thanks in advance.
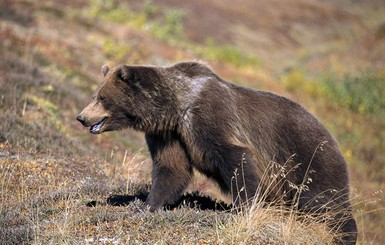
[145,134,193,212]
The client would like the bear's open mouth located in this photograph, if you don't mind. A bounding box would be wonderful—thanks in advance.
[90,117,107,134]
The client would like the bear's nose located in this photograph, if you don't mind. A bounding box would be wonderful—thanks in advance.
[76,115,86,126]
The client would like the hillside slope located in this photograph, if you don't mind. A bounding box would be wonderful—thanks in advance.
[1,0,384,244]
[135,0,385,74]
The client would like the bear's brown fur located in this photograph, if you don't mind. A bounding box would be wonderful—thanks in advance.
[77,62,357,244]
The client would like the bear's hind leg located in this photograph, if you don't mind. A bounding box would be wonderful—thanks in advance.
[214,146,259,207]
[339,214,357,245]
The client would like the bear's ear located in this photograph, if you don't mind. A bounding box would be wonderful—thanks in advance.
[101,65,109,77]
[117,65,140,83]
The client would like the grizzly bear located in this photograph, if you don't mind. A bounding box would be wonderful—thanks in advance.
[77,62,357,244]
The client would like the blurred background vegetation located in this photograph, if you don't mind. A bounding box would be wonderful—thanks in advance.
[1,0,384,243]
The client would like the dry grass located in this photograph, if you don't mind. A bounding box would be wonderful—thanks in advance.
[1,0,384,244]
[217,207,334,244]
[0,131,342,244]
[1,145,339,244]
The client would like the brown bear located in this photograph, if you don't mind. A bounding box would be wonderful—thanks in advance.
[77,62,357,244]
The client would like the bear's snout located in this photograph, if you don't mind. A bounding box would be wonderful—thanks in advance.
[76,115,87,126]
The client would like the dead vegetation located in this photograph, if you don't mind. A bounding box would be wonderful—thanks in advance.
[1,0,384,244]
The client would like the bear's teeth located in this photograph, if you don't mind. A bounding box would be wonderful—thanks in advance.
[90,118,106,133]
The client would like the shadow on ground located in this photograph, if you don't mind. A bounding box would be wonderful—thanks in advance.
[87,192,232,211]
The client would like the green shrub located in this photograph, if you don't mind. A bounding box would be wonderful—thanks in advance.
[281,69,322,96]
[88,0,132,23]
[321,72,385,117]
[284,70,385,118]
[193,38,260,68]
[147,9,185,43]
[282,69,307,92]
[102,38,132,61]
[88,0,185,44]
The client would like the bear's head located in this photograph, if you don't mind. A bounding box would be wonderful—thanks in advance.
[77,64,177,134]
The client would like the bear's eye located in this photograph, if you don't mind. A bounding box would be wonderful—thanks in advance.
[98,95,105,101]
